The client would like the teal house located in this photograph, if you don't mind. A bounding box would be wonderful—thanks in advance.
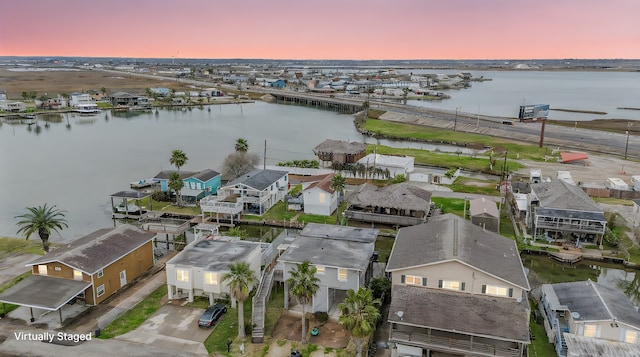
[154,169,221,204]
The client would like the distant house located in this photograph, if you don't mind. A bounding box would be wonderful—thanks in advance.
[69,92,94,107]
[110,92,141,106]
[0,101,26,112]
[0,89,7,100]
[201,169,289,218]
[166,238,262,305]
[356,153,414,178]
[386,214,531,357]
[154,169,221,204]
[313,139,367,166]
[469,197,500,233]
[270,79,286,89]
[302,173,338,216]
[0,225,155,323]
[278,223,379,313]
[149,87,171,97]
[529,180,606,244]
[345,182,432,226]
[540,280,640,357]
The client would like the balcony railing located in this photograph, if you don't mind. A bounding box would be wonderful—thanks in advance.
[200,198,243,214]
[535,220,605,233]
[391,330,522,357]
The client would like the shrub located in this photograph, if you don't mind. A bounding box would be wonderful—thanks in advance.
[151,190,171,202]
[313,311,329,324]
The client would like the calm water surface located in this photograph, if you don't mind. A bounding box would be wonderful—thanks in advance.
[0,102,361,241]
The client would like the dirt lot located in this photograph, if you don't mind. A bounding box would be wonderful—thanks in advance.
[0,69,192,99]
[271,312,350,349]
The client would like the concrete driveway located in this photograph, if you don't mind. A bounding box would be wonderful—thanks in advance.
[115,303,212,356]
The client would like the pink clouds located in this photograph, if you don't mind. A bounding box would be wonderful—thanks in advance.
[1,0,638,59]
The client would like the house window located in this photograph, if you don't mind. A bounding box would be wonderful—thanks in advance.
[439,280,465,291]
[97,284,105,297]
[73,270,83,281]
[624,330,638,344]
[97,269,104,278]
[319,192,326,203]
[316,266,325,275]
[37,265,47,275]
[54,266,62,271]
[204,272,218,285]
[483,285,509,297]
[176,269,190,282]
[583,324,597,337]
[403,275,426,286]
[338,269,348,282]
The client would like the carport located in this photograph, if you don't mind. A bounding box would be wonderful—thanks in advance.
[0,275,91,323]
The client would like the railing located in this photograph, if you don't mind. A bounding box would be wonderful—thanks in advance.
[200,198,243,214]
[344,210,426,226]
[251,267,275,343]
[536,220,605,233]
[391,330,522,357]
[142,220,190,234]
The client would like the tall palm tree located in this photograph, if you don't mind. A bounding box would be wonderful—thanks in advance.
[235,138,249,152]
[15,204,68,252]
[338,288,381,357]
[222,261,256,339]
[330,173,346,224]
[169,149,188,172]
[286,261,320,343]
[168,172,184,207]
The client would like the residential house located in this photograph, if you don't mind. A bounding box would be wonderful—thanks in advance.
[345,182,432,226]
[154,169,221,204]
[0,101,26,112]
[149,87,171,97]
[529,180,606,245]
[278,223,379,313]
[270,79,286,89]
[539,280,640,357]
[313,139,367,166]
[0,225,155,322]
[68,92,94,107]
[200,169,288,218]
[302,173,338,216]
[166,238,262,305]
[0,89,7,100]
[386,214,531,357]
[110,91,141,107]
[469,197,500,233]
[356,153,414,178]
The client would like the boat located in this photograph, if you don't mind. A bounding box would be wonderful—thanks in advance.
[75,103,101,114]
[130,178,159,189]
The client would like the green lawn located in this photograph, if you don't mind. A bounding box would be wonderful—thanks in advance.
[264,285,285,337]
[135,197,201,215]
[98,285,167,339]
[0,237,48,256]
[431,197,465,217]
[0,272,32,314]
[204,296,252,355]
[261,201,297,221]
[529,301,557,357]
[446,177,501,196]
[375,236,395,263]
[362,118,549,162]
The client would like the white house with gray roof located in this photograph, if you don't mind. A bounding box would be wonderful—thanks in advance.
[278,223,379,313]
[528,180,606,245]
[540,280,640,357]
[201,169,288,218]
[386,214,531,357]
[356,153,414,178]
[166,238,262,305]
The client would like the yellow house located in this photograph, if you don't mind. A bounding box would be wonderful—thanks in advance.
[0,225,155,323]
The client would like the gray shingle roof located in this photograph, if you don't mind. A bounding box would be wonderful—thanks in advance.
[167,239,261,272]
[386,214,529,290]
[28,225,155,274]
[154,170,198,180]
[278,223,379,270]
[388,284,530,342]
[191,169,221,182]
[348,182,432,211]
[227,169,288,191]
[531,180,602,212]
[542,280,640,328]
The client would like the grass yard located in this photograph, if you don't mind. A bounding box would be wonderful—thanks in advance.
[529,301,557,357]
[446,177,501,196]
[0,237,48,257]
[261,201,297,221]
[431,197,465,217]
[375,236,395,263]
[0,272,32,314]
[98,285,167,339]
[204,296,253,355]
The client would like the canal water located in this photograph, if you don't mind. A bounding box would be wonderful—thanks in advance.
[523,254,639,305]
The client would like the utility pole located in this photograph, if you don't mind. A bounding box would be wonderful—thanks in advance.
[263,140,267,170]
[625,122,632,160]
[454,107,459,132]
[539,119,546,148]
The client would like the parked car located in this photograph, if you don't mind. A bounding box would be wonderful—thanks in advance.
[198,303,227,328]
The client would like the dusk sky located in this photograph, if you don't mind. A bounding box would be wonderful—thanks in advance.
[1,0,639,60]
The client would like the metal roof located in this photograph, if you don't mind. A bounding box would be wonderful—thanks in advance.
[0,275,91,311]
[110,191,151,199]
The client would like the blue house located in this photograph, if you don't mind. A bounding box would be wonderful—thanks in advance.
[154,169,221,204]
[270,80,286,89]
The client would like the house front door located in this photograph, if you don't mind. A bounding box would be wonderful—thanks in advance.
[120,270,127,288]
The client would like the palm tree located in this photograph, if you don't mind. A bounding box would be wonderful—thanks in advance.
[168,172,184,207]
[235,138,249,152]
[15,204,68,252]
[330,173,346,224]
[338,288,381,357]
[169,149,188,172]
[222,262,256,339]
[286,261,320,343]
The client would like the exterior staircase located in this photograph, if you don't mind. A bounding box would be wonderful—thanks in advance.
[251,267,275,343]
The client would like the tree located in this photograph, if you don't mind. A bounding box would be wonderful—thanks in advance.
[21,91,29,100]
[286,261,320,344]
[235,138,249,152]
[221,151,260,180]
[169,149,188,172]
[330,173,346,223]
[222,262,256,339]
[168,172,184,207]
[15,204,68,252]
[338,288,381,357]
